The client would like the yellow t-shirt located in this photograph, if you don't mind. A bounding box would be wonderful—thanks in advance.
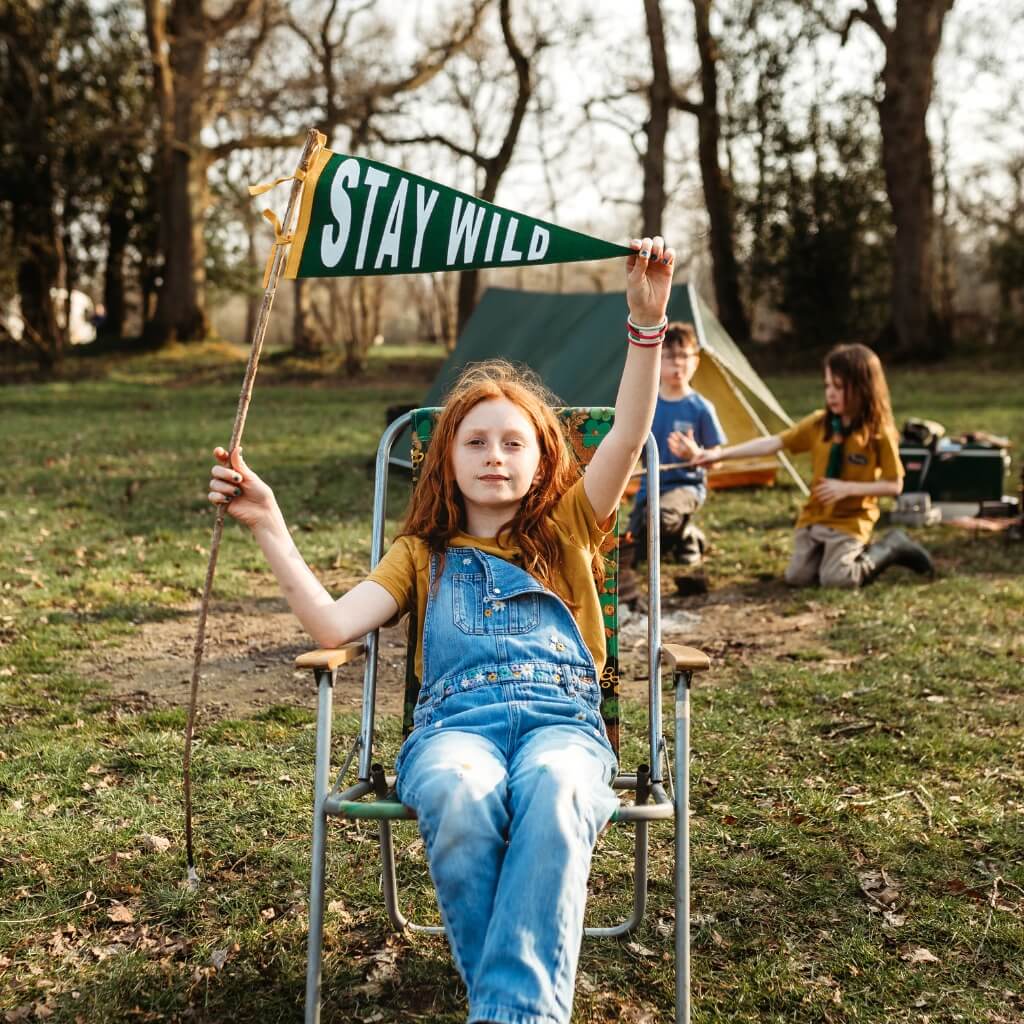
[367,477,612,682]
[780,410,903,545]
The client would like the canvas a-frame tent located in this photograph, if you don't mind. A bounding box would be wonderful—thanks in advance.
[424,283,807,493]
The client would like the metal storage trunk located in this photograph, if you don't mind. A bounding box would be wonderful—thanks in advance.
[899,444,1010,503]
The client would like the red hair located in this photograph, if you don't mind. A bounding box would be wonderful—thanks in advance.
[401,360,600,604]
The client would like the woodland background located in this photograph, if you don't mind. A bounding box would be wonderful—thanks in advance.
[2,0,1024,376]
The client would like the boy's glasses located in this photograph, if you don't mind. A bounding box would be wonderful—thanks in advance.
[663,349,699,363]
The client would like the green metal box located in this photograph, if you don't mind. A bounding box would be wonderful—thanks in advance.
[899,445,1010,503]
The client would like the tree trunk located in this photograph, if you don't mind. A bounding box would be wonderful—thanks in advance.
[455,270,481,339]
[144,0,210,344]
[342,278,382,375]
[877,4,952,358]
[15,235,62,371]
[431,274,458,351]
[3,6,64,369]
[292,278,325,355]
[102,191,131,339]
[843,0,955,359]
[13,162,63,370]
[640,0,671,236]
[243,205,258,342]
[691,0,750,343]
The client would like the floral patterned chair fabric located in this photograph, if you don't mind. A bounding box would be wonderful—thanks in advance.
[406,406,622,754]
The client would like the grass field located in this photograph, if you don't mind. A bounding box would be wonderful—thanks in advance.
[1,343,1022,1023]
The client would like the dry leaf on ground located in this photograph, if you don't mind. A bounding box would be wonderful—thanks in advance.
[902,946,940,964]
[106,903,134,924]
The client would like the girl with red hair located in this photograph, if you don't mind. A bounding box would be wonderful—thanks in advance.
[208,236,675,1024]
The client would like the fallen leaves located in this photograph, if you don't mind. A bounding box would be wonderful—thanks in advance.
[625,940,657,958]
[858,867,909,932]
[106,903,134,925]
[138,833,171,854]
[858,868,901,909]
[902,946,940,964]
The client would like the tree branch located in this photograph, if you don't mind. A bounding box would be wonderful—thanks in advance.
[209,129,309,162]
[208,0,263,39]
[365,0,489,101]
[672,89,702,116]
[487,0,533,190]
[840,2,892,48]
[373,131,484,166]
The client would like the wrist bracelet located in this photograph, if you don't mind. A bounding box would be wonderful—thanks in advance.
[627,314,668,337]
[627,331,664,348]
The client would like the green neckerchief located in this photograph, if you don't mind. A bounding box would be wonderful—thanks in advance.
[825,415,850,478]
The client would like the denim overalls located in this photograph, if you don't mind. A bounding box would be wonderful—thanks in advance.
[395,547,620,1024]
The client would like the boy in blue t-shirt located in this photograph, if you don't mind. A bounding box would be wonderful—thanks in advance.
[620,322,726,604]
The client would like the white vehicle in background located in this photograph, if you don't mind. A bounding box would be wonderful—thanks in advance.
[2,288,98,345]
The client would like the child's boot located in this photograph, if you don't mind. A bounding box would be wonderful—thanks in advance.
[859,529,935,584]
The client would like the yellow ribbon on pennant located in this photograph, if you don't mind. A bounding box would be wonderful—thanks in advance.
[260,209,294,288]
[248,169,305,198]
[248,131,328,285]
[247,131,327,196]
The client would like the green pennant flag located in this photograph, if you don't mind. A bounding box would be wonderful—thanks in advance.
[284,149,632,279]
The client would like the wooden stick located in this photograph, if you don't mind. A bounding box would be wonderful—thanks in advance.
[630,461,695,478]
[182,128,324,885]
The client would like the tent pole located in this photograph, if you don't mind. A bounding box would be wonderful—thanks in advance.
[709,353,809,496]
[684,282,807,497]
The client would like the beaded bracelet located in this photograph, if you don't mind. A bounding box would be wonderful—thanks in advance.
[626,313,667,348]
[627,314,668,336]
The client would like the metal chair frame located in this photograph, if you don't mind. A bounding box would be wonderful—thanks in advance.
[299,411,709,1024]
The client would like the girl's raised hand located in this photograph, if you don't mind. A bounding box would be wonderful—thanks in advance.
[208,446,277,530]
[625,235,676,325]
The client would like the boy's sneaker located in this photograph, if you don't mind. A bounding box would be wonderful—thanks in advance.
[678,525,706,565]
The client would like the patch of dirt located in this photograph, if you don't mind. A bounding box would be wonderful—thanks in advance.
[84,597,413,719]
[86,585,845,719]
[616,587,848,698]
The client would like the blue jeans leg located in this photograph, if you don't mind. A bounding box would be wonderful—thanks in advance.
[396,729,510,988]
[470,724,619,1024]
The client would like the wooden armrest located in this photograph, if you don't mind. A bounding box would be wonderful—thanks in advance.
[294,643,366,671]
[662,643,711,673]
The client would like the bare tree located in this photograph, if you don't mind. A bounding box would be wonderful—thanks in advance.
[377,0,541,335]
[590,1,750,340]
[142,0,276,345]
[669,0,750,342]
[273,0,490,354]
[837,0,956,358]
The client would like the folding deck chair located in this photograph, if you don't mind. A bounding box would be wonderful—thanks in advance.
[295,408,710,1024]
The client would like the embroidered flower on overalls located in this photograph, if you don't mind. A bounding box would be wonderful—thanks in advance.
[491,600,506,611]
[462,557,472,565]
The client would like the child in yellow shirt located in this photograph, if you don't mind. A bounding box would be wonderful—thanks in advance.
[692,343,934,588]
